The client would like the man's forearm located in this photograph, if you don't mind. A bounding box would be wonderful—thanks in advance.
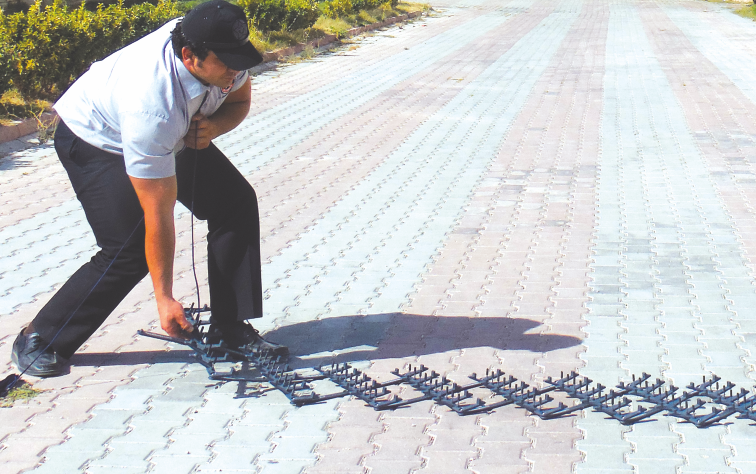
[207,76,252,137]
[206,99,250,138]
[144,212,176,302]
[129,175,179,302]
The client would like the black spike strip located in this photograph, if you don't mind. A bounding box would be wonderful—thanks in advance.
[136,308,756,426]
[471,369,586,419]
[545,371,664,425]
[316,363,403,409]
[390,365,488,415]
[686,375,756,423]
[618,373,736,428]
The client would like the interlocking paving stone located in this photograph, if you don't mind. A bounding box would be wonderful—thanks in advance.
[3,0,756,473]
[578,1,756,473]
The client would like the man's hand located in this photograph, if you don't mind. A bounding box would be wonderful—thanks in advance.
[184,114,217,150]
[158,297,194,339]
[183,77,252,150]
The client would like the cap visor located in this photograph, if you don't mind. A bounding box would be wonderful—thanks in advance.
[214,42,263,70]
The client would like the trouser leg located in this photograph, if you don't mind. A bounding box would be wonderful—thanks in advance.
[32,121,148,359]
[175,143,263,324]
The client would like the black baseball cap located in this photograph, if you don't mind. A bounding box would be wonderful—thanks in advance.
[182,0,263,71]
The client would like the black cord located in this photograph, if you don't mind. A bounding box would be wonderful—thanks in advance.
[189,92,208,329]
[189,125,201,327]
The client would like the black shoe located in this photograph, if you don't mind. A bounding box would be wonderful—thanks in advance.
[207,321,289,358]
[11,329,66,377]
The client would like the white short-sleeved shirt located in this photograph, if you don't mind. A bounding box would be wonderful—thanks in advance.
[54,19,248,179]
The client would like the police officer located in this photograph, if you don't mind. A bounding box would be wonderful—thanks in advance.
[11,0,287,377]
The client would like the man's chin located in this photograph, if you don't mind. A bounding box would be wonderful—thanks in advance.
[214,80,234,89]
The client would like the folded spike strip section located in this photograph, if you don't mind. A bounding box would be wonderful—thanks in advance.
[137,306,335,407]
[136,309,756,427]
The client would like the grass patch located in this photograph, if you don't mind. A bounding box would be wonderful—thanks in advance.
[735,3,756,20]
[396,1,430,13]
[0,90,51,127]
[0,379,43,408]
[283,44,317,63]
[312,15,352,36]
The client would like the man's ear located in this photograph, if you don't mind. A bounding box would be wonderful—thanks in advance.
[181,46,194,63]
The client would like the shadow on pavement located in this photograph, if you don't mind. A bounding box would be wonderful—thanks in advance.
[69,313,582,369]
[268,313,582,367]
[70,350,196,367]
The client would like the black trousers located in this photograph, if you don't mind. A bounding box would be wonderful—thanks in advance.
[32,121,263,359]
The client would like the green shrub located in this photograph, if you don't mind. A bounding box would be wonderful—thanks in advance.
[355,9,375,24]
[322,0,352,18]
[0,13,20,94]
[322,0,397,19]
[351,0,385,12]
[0,0,181,99]
[238,0,318,32]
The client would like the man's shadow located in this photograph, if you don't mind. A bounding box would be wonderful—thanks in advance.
[267,313,582,367]
[71,313,582,368]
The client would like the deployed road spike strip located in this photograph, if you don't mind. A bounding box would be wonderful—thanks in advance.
[546,371,735,427]
[471,370,578,420]
[316,363,402,409]
[686,375,756,423]
[545,372,641,423]
[613,373,740,428]
[697,377,756,404]
[393,365,486,415]
[135,310,756,426]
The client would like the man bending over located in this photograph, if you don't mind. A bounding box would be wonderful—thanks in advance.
[12,0,287,377]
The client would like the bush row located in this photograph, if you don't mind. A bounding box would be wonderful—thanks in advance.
[0,0,182,99]
[0,0,402,101]
[238,0,319,32]
[238,0,397,32]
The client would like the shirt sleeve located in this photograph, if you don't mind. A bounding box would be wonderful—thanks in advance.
[120,112,179,179]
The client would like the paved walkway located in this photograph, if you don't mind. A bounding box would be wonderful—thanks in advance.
[2,0,756,472]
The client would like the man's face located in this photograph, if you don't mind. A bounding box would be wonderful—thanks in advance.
[182,48,238,89]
